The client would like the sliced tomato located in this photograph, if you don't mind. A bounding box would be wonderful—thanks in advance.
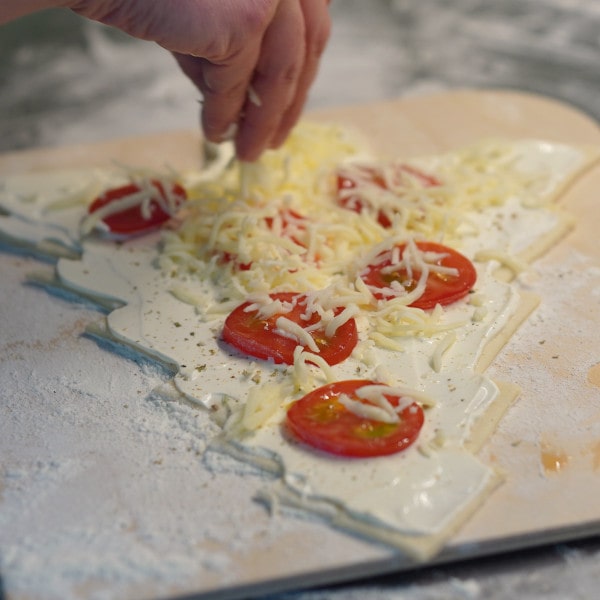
[222,292,358,366]
[337,164,440,228]
[361,241,477,310]
[286,380,424,458]
[88,179,187,235]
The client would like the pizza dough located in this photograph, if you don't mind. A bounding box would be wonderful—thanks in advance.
[0,120,598,561]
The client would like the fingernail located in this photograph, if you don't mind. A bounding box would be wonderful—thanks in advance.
[268,131,287,150]
[235,140,263,163]
[219,122,238,142]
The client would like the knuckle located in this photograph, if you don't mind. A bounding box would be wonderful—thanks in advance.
[201,36,239,62]
[220,0,275,48]
[258,58,303,89]
[197,1,275,61]
[237,0,277,33]
[274,58,304,85]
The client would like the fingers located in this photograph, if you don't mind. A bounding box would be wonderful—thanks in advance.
[201,53,259,143]
[234,0,332,161]
[233,0,306,161]
[175,1,306,161]
[267,0,332,150]
[76,0,332,162]
[172,4,270,146]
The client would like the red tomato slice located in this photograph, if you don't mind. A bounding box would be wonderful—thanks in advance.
[88,179,187,235]
[287,380,425,458]
[361,241,477,310]
[337,164,440,228]
[222,292,358,366]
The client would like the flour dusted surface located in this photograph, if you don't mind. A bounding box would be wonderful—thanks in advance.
[1,257,368,600]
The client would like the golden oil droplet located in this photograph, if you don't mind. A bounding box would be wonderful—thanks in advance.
[587,362,600,388]
[540,442,569,474]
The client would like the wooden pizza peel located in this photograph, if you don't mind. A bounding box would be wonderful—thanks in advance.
[1,89,599,600]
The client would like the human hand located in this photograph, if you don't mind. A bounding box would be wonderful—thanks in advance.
[65,0,332,161]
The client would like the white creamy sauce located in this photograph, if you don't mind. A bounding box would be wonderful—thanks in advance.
[0,129,592,553]
[226,266,515,537]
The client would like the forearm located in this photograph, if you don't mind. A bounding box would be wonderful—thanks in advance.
[0,0,73,24]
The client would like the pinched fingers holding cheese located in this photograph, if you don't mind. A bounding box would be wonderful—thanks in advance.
[6,0,332,162]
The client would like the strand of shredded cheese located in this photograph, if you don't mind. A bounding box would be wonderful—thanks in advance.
[430,331,458,372]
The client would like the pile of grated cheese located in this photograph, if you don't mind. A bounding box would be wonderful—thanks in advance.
[158,122,551,337]
[153,121,573,430]
[160,123,544,296]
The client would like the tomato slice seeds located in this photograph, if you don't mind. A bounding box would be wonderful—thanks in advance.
[287,380,425,458]
[361,240,477,309]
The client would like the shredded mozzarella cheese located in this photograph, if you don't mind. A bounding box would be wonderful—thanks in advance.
[275,316,320,353]
[430,331,457,372]
[242,383,286,431]
[150,123,580,442]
